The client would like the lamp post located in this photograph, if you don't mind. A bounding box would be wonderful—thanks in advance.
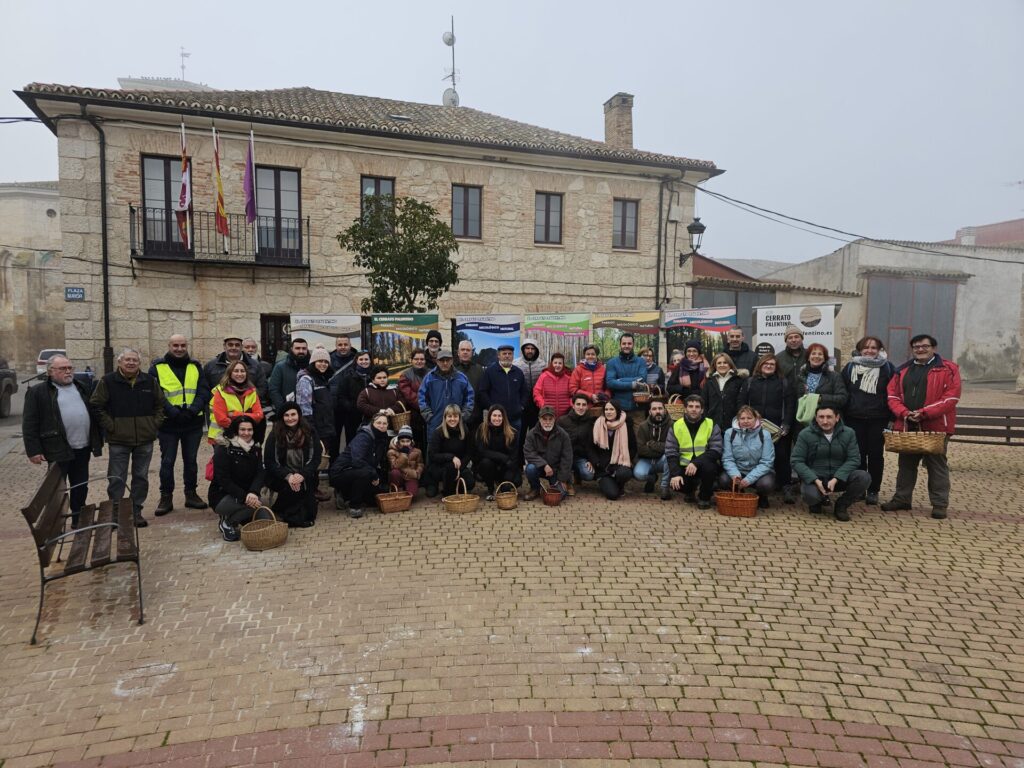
[679,217,706,266]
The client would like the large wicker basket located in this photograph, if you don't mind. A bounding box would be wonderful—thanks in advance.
[665,394,686,420]
[494,481,518,510]
[389,401,412,431]
[633,383,653,404]
[240,506,289,551]
[715,480,758,518]
[883,428,946,455]
[376,483,412,513]
[442,476,480,514]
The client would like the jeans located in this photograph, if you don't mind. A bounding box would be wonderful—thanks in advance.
[525,462,567,497]
[158,428,203,494]
[107,442,154,516]
[633,455,669,490]
[800,470,871,509]
[574,457,596,482]
[57,446,92,524]
[845,416,888,494]
[891,440,951,509]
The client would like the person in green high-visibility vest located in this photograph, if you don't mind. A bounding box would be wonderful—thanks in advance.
[149,334,211,517]
[664,394,723,509]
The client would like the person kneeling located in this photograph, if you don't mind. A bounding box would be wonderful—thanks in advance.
[475,405,518,501]
[387,425,424,500]
[719,405,776,509]
[331,411,390,518]
[426,405,475,498]
[209,415,265,542]
[264,403,322,528]
[791,405,870,522]
[633,399,673,501]
[522,405,573,501]
[587,401,637,500]
[664,395,722,509]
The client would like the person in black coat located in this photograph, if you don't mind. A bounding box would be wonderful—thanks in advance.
[587,401,637,500]
[841,336,897,505]
[330,412,390,518]
[740,355,796,497]
[701,354,744,432]
[332,350,373,445]
[426,404,476,497]
[210,416,265,541]
[667,341,707,399]
[557,394,597,491]
[264,403,321,527]
[474,405,518,499]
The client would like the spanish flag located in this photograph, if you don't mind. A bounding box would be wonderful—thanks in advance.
[212,126,229,238]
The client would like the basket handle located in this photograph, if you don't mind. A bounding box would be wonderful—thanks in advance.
[732,478,743,493]
[637,382,650,394]
[389,483,401,493]
[455,475,467,495]
[394,400,407,414]
[251,505,277,522]
[668,394,681,404]
[496,481,517,495]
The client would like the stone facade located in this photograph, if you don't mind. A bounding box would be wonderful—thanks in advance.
[43,101,713,370]
[0,181,64,369]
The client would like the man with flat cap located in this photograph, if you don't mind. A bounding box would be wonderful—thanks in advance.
[204,335,268,404]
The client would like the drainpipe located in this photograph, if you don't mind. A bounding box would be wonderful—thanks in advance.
[80,105,113,374]
[655,180,666,308]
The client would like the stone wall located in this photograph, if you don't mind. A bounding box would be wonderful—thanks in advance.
[57,119,696,368]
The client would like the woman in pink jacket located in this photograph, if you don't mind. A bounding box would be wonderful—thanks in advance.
[569,344,609,405]
[533,353,574,418]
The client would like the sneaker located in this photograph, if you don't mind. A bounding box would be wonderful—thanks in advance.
[808,504,823,515]
[643,478,656,494]
[865,492,879,506]
[348,506,364,519]
[154,493,173,516]
[184,490,208,510]
[782,486,796,505]
[485,494,495,502]
[697,499,711,510]
[833,503,851,522]
[133,512,149,528]
[880,499,911,512]
[565,482,576,497]
[758,495,770,509]
[219,518,240,542]
[821,496,831,507]
[931,507,947,520]
[523,489,539,501]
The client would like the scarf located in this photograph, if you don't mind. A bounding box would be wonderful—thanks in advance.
[713,371,734,391]
[583,360,599,371]
[849,352,887,395]
[229,436,255,453]
[805,370,823,394]
[284,426,306,450]
[592,412,631,467]
[224,382,249,396]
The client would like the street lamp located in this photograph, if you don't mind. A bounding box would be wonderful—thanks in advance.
[679,216,706,266]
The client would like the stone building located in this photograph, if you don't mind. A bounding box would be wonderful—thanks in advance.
[0,180,64,369]
[17,84,721,371]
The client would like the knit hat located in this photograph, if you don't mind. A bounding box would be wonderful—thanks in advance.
[397,425,414,440]
[309,346,330,363]
[784,325,804,339]
[684,339,702,353]
[426,330,443,344]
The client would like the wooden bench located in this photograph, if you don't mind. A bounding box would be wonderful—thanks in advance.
[952,407,1024,446]
[20,464,144,644]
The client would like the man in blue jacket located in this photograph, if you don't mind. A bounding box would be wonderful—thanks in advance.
[418,348,474,437]
[476,344,528,432]
[604,333,647,421]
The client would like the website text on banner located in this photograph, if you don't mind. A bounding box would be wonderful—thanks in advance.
[754,304,839,360]
[454,315,521,368]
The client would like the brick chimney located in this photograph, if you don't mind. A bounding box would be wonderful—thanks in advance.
[957,226,977,246]
[603,92,634,150]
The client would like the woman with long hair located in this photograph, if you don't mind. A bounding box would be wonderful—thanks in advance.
[209,360,264,443]
[587,400,637,500]
[426,404,476,497]
[533,352,573,418]
[474,404,518,500]
[701,353,743,431]
[841,336,895,505]
[264,403,321,527]
[209,415,265,541]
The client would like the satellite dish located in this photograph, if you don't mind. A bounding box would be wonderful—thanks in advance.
[442,88,460,107]
[442,31,455,46]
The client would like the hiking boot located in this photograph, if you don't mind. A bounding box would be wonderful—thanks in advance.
[758,494,770,509]
[219,518,240,542]
[154,493,174,516]
[833,502,851,522]
[697,499,711,510]
[133,512,149,528]
[881,499,911,512]
[565,482,576,497]
[808,504,823,515]
[865,492,879,506]
[931,507,948,520]
[660,486,672,501]
[643,478,656,494]
[184,490,208,510]
[348,506,364,519]
[523,489,539,501]
[782,486,797,505]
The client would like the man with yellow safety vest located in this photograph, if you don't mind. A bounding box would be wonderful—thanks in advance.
[149,334,211,516]
[664,394,724,509]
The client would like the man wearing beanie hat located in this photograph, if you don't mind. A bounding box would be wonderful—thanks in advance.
[774,326,807,384]
[424,330,444,370]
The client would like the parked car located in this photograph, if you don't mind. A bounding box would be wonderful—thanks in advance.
[0,357,18,418]
[36,348,66,375]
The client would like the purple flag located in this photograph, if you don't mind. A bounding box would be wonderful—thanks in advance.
[243,131,257,224]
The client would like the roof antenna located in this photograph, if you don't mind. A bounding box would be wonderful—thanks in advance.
[179,47,191,80]
[441,17,459,107]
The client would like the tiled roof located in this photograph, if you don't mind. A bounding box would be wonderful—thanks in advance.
[857,265,973,281]
[0,180,58,190]
[691,275,861,298]
[20,83,720,174]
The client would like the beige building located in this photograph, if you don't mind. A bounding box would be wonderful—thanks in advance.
[17,84,721,372]
[0,180,65,369]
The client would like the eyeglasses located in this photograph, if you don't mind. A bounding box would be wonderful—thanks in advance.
[911,344,933,350]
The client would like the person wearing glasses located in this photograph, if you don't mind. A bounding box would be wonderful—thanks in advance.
[882,334,962,519]
[23,355,103,527]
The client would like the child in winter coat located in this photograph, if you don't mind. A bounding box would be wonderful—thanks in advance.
[387,425,424,498]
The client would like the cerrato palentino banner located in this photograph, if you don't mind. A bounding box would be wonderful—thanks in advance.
[754,303,838,356]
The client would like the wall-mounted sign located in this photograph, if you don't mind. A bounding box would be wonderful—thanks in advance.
[65,286,85,302]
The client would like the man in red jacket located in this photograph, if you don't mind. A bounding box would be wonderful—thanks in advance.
[881,334,961,519]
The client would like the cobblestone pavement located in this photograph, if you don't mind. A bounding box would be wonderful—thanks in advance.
[0,389,1021,767]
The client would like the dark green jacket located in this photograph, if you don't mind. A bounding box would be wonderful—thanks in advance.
[791,421,861,484]
[22,378,103,462]
[90,370,166,446]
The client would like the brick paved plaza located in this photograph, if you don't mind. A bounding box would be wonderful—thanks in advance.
[1,390,1022,768]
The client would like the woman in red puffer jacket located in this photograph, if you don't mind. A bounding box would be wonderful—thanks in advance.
[533,352,574,418]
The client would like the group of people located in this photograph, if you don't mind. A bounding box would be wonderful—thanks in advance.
[22,322,961,542]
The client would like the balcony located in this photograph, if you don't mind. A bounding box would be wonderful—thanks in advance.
[129,205,310,272]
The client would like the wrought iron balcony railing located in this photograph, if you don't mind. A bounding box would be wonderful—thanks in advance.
[129,205,310,269]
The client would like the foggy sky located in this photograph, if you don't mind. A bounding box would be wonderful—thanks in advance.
[1,0,1021,264]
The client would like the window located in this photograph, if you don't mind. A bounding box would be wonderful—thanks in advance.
[361,175,395,215]
[452,184,482,239]
[141,155,190,254]
[256,167,301,261]
[613,199,638,249]
[534,192,562,244]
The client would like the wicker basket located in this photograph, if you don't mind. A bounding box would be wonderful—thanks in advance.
[715,479,758,518]
[883,428,947,455]
[494,481,518,510]
[389,401,412,431]
[240,506,289,551]
[318,441,330,471]
[665,394,686,420]
[541,481,563,507]
[586,404,605,418]
[633,383,653,404]
[376,483,412,514]
[442,476,480,514]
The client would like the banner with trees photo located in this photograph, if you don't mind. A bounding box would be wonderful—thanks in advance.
[661,307,737,361]
[453,315,521,368]
[591,311,661,361]
[523,313,590,367]
[369,313,439,383]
